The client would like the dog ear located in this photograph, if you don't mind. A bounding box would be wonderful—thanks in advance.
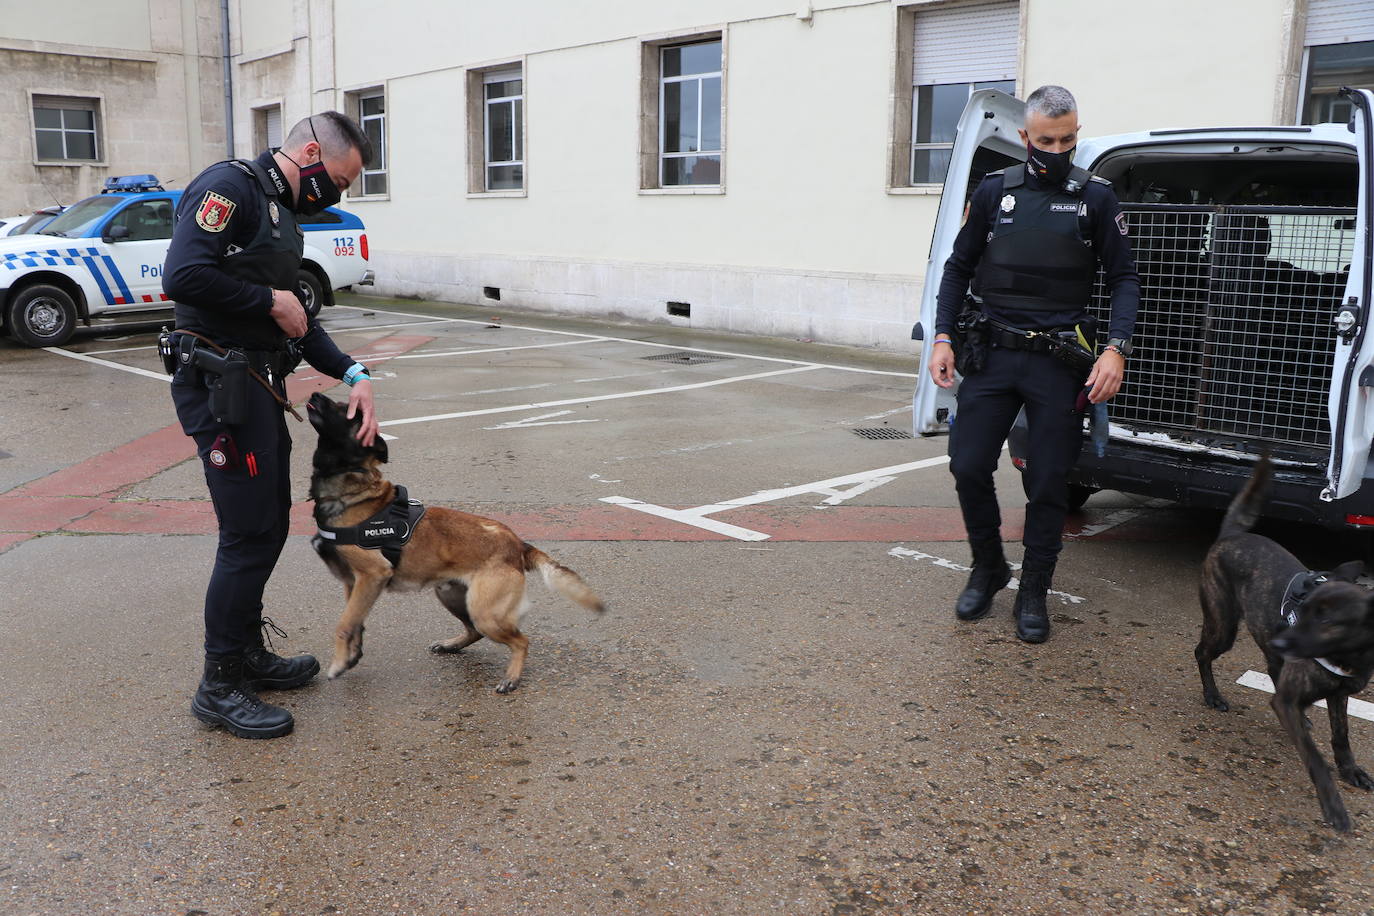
[371,435,388,464]
[1331,560,1365,583]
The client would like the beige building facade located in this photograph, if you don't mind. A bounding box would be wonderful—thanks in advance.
[1,0,1371,349]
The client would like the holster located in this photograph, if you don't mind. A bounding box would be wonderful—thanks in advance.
[1047,316,1099,380]
[195,347,250,425]
[952,297,989,376]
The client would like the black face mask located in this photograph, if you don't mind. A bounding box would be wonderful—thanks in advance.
[286,116,343,216]
[1026,143,1075,186]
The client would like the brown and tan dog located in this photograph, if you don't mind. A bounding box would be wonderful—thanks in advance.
[306,392,604,693]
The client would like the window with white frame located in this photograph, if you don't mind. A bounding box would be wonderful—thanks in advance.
[356,89,387,195]
[253,104,282,153]
[659,40,722,186]
[33,95,100,162]
[908,1,1017,185]
[484,69,523,191]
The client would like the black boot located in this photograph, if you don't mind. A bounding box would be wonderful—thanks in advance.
[243,617,320,690]
[1013,569,1053,644]
[191,656,294,739]
[955,540,1012,621]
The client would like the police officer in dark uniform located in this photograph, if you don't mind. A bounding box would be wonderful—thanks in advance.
[163,112,379,738]
[927,85,1139,644]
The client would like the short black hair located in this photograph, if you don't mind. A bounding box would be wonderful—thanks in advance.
[285,111,372,163]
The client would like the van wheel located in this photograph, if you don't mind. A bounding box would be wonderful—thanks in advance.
[1067,483,1098,512]
[7,284,77,347]
[296,269,325,319]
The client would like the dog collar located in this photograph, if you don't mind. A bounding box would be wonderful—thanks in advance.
[1315,657,1357,679]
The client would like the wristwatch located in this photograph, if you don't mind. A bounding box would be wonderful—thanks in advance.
[1105,337,1133,357]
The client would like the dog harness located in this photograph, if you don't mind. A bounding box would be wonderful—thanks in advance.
[316,484,426,568]
[1281,570,1356,678]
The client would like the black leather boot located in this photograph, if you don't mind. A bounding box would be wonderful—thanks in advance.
[1013,569,1053,644]
[191,656,294,739]
[955,540,1012,621]
[243,617,320,690]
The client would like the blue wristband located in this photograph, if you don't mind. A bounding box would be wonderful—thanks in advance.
[342,362,370,386]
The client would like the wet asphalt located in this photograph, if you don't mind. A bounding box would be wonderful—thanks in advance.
[2,296,1373,915]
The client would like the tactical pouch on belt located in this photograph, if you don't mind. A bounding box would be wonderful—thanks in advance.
[952,297,989,376]
[195,348,250,425]
[1047,315,1099,379]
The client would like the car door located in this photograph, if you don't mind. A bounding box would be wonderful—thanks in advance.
[100,196,176,309]
[1326,88,1374,502]
[912,88,1026,434]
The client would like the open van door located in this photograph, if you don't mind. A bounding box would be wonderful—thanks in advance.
[1325,87,1374,502]
[912,89,1026,434]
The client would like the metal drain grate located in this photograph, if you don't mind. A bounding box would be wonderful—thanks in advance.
[850,427,913,440]
[641,351,734,364]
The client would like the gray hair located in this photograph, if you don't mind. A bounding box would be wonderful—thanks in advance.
[1025,85,1077,120]
[283,111,372,162]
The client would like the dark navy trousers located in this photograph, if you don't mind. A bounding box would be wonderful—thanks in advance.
[948,345,1085,571]
[171,365,292,658]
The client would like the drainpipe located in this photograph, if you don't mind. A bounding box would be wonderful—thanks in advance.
[221,0,234,157]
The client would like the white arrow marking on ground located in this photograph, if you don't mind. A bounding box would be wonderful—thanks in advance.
[483,410,606,430]
[1235,670,1374,723]
[887,546,1087,604]
[602,455,953,541]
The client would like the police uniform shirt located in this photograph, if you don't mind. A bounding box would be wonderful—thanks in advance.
[163,150,354,377]
[934,164,1141,342]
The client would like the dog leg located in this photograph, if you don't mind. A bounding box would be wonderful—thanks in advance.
[431,581,484,654]
[1328,694,1374,791]
[1196,585,1239,711]
[468,570,529,694]
[327,572,388,679]
[1272,692,1351,831]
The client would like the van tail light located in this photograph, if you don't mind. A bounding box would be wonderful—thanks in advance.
[360,233,369,261]
[1346,514,1374,528]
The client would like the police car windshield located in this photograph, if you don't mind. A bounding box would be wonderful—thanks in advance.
[38,197,123,238]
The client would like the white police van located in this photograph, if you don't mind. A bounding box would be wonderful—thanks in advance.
[0,174,374,348]
[914,87,1374,530]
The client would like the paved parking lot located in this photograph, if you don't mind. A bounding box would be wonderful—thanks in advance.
[2,296,1374,914]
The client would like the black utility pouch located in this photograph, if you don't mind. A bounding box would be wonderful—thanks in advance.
[157,327,177,375]
[197,348,250,425]
[953,298,989,376]
[1049,331,1097,377]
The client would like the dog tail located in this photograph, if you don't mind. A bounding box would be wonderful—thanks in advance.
[523,544,606,615]
[1219,454,1273,540]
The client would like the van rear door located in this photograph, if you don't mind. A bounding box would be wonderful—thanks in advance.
[1326,88,1374,502]
[912,88,1025,434]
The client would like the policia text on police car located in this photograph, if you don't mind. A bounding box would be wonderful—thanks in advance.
[161,112,379,739]
[926,85,1140,645]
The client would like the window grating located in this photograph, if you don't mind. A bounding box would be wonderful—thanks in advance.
[1089,204,1354,450]
[641,351,732,364]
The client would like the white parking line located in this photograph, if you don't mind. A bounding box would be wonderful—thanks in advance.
[887,546,1088,604]
[602,455,953,541]
[389,337,610,360]
[332,303,919,379]
[1066,498,1173,539]
[379,365,820,428]
[1236,670,1374,723]
[42,346,168,381]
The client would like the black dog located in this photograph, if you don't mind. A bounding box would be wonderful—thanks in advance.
[1196,455,1374,831]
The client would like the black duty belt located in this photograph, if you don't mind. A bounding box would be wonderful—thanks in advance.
[316,484,426,568]
[986,321,1056,352]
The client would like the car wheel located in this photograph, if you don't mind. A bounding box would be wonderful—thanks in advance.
[296,269,325,319]
[7,283,77,347]
[1067,483,1098,512]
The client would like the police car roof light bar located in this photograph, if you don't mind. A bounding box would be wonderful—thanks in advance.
[102,174,164,193]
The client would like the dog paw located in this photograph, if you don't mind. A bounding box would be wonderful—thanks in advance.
[1341,766,1374,791]
[495,678,520,694]
[1328,808,1353,832]
[1203,693,1230,712]
[325,662,347,679]
[429,642,462,654]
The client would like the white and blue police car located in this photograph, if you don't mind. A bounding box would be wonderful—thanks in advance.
[0,174,373,347]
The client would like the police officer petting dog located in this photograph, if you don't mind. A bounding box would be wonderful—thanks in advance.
[163,112,380,738]
[927,85,1139,644]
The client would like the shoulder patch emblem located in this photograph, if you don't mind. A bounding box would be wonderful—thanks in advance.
[1000,194,1016,214]
[1116,212,1129,236]
[196,190,236,233]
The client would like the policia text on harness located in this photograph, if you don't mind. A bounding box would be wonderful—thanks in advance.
[316,484,427,568]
